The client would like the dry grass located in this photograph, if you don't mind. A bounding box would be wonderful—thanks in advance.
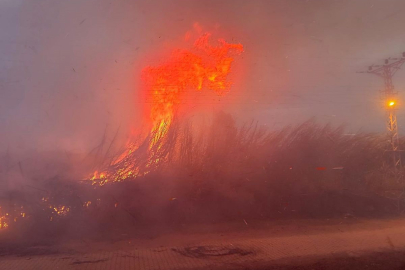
[1,112,404,243]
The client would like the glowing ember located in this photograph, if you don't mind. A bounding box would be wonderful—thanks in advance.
[0,199,95,231]
[83,201,92,208]
[50,205,70,216]
[0,205,27,230]
[0,210,8,229]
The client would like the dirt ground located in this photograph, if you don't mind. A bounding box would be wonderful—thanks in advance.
[2,217,405,269]
[64,217,405,252]
[213,250,405,270]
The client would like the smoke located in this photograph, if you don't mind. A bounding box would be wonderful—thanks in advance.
[2,0,405,254]
[2,0,405,156]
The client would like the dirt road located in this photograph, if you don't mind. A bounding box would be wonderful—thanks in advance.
[1,218,405,269]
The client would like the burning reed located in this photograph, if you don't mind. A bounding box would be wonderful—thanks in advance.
[0,115,403,245]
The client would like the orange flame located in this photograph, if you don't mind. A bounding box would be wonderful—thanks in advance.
[87,26,243,185]
[143,30,243,143]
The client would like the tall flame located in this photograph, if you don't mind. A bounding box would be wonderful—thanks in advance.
[88,26,243,185]
[143,31,243,144]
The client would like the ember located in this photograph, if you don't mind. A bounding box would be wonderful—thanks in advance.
[0,205,27,230]
[50,205,70,216]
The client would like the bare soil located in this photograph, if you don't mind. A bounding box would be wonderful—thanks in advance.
[236,250,405,270]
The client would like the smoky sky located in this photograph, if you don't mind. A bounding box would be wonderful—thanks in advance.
[1,0,405,154]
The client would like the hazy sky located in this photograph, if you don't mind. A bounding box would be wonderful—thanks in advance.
[2,0,405,154]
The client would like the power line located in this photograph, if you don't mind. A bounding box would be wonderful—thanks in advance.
[358,52,405,171]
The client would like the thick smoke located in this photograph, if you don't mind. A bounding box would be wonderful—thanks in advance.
[2,0,405,157]
[1,0,405,248]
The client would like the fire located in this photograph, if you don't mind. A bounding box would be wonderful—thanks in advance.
[87,25,243,185]
[0,213,8,229]
[91,171,107,181]
[0,205,27,230]
[0,198,103,231]
[143,30,244,143]
[83,201,92,208]
[49,205,70,216]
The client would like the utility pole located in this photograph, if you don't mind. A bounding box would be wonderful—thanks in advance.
[359,52,405,170]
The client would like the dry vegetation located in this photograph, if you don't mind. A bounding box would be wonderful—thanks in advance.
[1,112,405,244]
